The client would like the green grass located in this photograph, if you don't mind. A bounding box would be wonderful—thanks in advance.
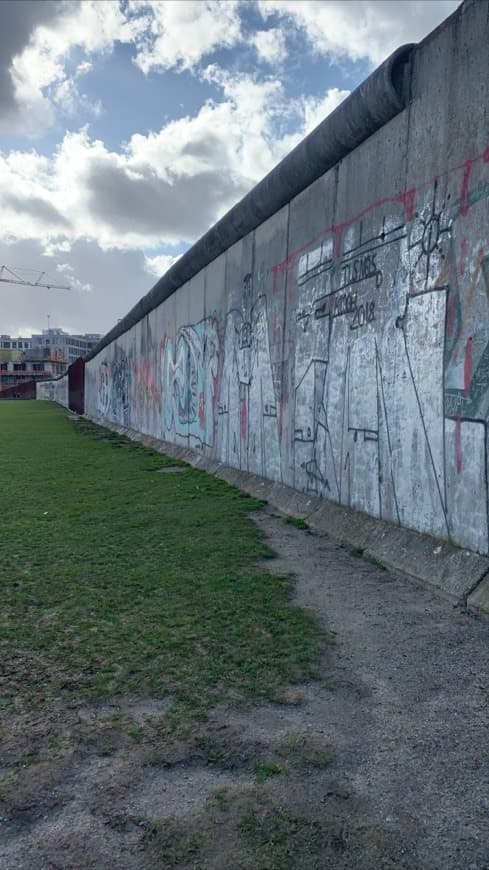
[254,761,282,783]
[238,806,337,867]
[349,545,385,570]
[0,402,323,714]
[349,546,365,558]
[284,516,309,531]
[143,819,202,865]
[145,788,350,868]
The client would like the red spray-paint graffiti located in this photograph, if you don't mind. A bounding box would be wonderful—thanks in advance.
[271,142,489,283]
[446,291,457,338]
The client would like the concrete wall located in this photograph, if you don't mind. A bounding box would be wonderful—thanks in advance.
[0,380,36,399]
[86,0,489,554]
[36,374,69,407]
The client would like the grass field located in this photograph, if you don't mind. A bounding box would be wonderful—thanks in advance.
[2,402,437,868]
[0,401,337,867]
[0,401,323,716]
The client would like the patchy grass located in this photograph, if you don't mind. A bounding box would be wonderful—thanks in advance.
[365,555,386,571]
[349,545,365,558]
[284,515,310,531]
[142,788,350,869]
[210,786,231,811]
[254,761,282,783]
[276,731,333,773]
[348,545,385,571]
[238,804,339,867]
[143,818,202,865]
[0,402,323,717]
[144,782,386,870]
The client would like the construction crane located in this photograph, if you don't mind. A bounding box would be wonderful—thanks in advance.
[0,264,70,291]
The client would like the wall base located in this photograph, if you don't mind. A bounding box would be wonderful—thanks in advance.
[86,417,489,615]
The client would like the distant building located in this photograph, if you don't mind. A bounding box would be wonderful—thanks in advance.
[0,345,66,389]
[0,335,32,351]
[0,328,101,390]
[30,328,102,365]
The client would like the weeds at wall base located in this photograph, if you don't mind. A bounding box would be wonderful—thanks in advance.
[284,516,310,531]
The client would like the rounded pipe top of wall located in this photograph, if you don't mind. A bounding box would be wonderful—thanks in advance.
[87,42,416,362]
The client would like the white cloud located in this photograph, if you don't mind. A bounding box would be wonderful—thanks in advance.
[253,29,287,65]
[144,253,182,278]
[43,239,73,257]
[257,0,460,66]
[0,0,463,341]
[8,53,57,135]
[52,75,102,119]
[69,274,93,294]
[44,0,140,55]
[130,0,242,73]
[76,60,93,76]
[0,0,242,136]
[0,68,354,256]
[0,0,460,140]
[302,87,350,134]
[0,0,143,134]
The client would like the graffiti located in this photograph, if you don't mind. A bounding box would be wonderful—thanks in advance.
[217,275,281,480]
[445,240,489,423]
[111,348,131,426]
[162,317,219,449]
[407,181,452,295]
[340,252,382,289]
[130,324,160,436]
[97,361,111,418]
[350,300,376,330]
[85,140,489,555]
[132,355,161,432]
[290,152,489,553]
[96,349,131,425]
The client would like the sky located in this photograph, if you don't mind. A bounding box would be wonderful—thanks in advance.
[0,0,460,338]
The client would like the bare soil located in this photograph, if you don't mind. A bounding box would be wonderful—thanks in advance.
[1,508,488,869]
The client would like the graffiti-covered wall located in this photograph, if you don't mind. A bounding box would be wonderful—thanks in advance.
[36,375,69,408]
[86,0,489,554]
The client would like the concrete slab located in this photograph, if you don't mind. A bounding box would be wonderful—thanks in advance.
[467,574,489,615]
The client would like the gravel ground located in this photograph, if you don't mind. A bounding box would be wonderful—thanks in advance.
[250,508,489,868]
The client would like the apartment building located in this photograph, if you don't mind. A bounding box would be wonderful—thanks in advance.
[0,328,101,390]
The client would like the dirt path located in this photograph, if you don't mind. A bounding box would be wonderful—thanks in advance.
[1,509,487,869]
[251,509,489,868]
